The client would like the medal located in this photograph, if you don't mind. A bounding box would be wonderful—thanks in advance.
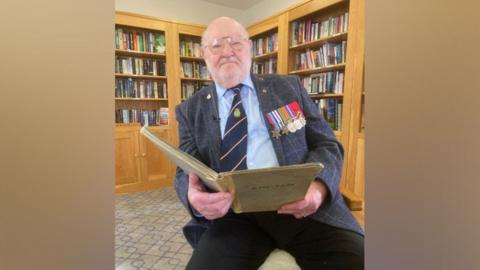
[287,119,296,132]
[293,119,302,130]
[299,116,306,126]
[281,125,289,135]
[271,129,281,139]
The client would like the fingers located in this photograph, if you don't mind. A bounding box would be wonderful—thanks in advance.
[193,192,233,220]
[187,173,233,220]
[202,197,233,220]
[188,173,204,192]
[277,199,316,219]
[276,181,327,219]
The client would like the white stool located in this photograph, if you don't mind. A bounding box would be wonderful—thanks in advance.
[258,249,300,270]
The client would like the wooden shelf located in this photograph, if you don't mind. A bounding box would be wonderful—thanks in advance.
[115,49,166,58]
[115,123,169,129]
[180,55,204,61]
[309,93,343,99]
[180,77,212,82]
[115,73,167,79]
[289,32,348,51]
[289,63,346,75]
[115,98,168,101]
[253,51,278,61]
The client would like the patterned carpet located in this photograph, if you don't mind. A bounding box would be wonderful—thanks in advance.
[115,188,193,270]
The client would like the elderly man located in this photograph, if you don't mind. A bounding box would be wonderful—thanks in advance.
[175,16,364,269]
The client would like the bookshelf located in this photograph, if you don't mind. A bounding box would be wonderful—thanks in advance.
[114,25,168,127]
[247,0,365,211]
[288,1,349,134]
[114,12,176,193]
[250,29,279,74]
[178,33,213,100]
[247,14,289,74]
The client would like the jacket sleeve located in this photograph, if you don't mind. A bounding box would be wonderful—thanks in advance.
[293,75,344,204]
[174,103,207,220]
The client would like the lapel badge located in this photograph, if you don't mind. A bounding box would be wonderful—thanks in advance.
[206,94,211,100]
[234,108,241,118]
[271,128,281,139]
[262,88,267,94]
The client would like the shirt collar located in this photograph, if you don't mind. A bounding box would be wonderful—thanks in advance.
[214,74,255,98]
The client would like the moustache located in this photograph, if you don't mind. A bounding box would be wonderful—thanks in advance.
[218,57,239,65]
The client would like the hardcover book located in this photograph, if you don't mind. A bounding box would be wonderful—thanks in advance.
[140,127,324,213]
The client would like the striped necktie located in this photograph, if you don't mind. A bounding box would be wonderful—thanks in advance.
[220,84,248,172]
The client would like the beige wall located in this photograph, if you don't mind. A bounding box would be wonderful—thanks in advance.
[115,0,243,25]
[115,0,304,26]
[243,0,303,26]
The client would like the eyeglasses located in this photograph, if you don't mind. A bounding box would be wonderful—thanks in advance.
[203,36,248,55]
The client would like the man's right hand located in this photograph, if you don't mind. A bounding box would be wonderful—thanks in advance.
[187,173,233,220]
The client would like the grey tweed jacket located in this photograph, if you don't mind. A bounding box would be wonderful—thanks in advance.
[174,74,363,247]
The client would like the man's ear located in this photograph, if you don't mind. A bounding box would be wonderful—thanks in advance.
[200,48,205,58]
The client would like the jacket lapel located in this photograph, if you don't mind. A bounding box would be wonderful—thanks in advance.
[251,74,286,166]
[202,85,222,171]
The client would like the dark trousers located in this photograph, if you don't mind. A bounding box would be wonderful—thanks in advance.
[186,212,364,270]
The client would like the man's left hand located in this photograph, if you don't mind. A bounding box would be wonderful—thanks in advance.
[277,180,328,219]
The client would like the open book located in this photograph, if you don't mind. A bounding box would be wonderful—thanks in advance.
[140,126,324,213]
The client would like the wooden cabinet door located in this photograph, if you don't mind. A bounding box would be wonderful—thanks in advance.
[115,128,141,188]
[138,128,172,187]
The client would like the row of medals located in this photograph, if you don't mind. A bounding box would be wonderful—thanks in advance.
[233,108,305,139]
[271,113,306,139]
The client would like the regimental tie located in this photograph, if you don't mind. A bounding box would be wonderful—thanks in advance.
[219,84,248,172]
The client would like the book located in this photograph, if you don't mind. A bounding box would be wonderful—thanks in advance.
[140,126,324,213]
[155,34,165,53]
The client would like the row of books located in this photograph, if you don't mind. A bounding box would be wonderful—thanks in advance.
[182,81,213,99]
[301,71,344,94]
[115,108,169,126]
[251,32,278,56]
[115,28,166,53]
[294,41,346,70]
[291,12,349,46]
[115,78,167,99]
[115,56,166,76]
[252,58,277,74]
[180,61,209,79]
[315,99,342,131]
[179,40,201,58]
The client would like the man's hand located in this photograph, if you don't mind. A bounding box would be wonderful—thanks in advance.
[277,180,328,219]
[187,173,233,220]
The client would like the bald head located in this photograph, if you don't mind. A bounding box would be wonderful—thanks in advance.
[202,17,249,47]
[200,17,252,88]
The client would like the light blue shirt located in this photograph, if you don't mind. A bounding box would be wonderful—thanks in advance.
[215,75,279,169]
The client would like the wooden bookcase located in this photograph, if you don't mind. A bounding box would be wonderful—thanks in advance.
[114,0,365,219]
[343,0,365,213]
[178,32,212,101]
[114,12,179,193]
[250,27,279,74]
[247,0,365,215]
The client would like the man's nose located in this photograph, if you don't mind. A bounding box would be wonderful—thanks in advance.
[220,43,235,55]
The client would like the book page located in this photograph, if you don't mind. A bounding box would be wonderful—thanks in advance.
[140,127,219,188]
